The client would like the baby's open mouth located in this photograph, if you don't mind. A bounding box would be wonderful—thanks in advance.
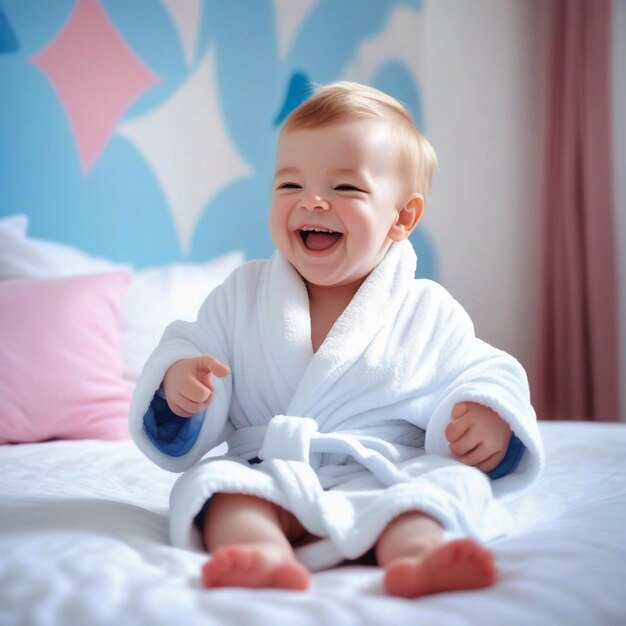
[299,227,342,251]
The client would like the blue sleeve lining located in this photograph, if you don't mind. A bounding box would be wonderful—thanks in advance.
[488,434,525,479]
[143,392,204,457]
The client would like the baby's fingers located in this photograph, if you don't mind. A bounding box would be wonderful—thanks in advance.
[445,415,470,443]
[455,444,493,468]
[458,443,507,472]
[196,355,231,378]
[451,402,469,419]
[180,375,213,404]
[167,394,207,418]
[448,430,480,457]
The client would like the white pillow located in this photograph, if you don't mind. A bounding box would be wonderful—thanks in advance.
[120,252,244,382]
[0,214,28,237]
[0,215,245,383]
[0,214,124,280]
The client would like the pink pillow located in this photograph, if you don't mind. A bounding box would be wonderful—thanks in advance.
[0,272,132,443]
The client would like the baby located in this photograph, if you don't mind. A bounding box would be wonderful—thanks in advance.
[130,82,543,598]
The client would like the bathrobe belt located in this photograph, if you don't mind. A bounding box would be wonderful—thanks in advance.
[226,414,410,488]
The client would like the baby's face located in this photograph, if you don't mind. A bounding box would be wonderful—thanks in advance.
[270,119,407,289]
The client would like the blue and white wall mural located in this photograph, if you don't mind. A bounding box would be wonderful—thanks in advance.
[0,0,436,278]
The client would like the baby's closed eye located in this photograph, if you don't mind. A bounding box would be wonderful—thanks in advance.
[334,184,367,193]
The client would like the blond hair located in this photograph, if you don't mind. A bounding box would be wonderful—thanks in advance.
[281,81,437,196]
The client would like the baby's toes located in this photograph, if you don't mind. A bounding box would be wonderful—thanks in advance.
[228,545,256,570]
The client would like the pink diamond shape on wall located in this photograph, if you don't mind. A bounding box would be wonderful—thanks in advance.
[30,0,159,174]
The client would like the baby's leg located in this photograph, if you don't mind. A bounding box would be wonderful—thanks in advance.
[201,493,310,590]
[376,512,496,598]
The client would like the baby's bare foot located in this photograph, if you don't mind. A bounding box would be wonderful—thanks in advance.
[383,538,496,598]
[201,544,310,590]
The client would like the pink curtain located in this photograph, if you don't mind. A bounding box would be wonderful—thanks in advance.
[533,0,620,421]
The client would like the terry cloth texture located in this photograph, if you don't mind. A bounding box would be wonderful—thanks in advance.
[129,241,544,570]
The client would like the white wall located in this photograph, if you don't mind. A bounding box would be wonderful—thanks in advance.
[613,0,626,421]
[420,0,625,420]
[421,0,541,376]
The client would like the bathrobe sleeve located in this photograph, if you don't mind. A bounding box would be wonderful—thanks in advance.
[128,266,246,472]
[418,281,544,495]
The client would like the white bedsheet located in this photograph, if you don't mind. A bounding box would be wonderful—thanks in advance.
[1,422,624,626]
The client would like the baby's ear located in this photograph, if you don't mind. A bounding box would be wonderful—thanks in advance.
[388,193,424,242]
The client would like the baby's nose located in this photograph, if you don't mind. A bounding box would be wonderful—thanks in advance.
[301,194,329,211]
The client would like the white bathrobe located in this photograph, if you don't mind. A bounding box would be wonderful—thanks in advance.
[129,241,544,571]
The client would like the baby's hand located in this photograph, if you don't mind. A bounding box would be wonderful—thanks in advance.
[444,402,512,474]
[162,355,230,417]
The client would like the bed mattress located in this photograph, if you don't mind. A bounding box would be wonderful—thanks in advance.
[1,422,624,626]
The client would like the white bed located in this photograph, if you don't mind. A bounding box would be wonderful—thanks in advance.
[1,422,625,626]
[1,215,625,625]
